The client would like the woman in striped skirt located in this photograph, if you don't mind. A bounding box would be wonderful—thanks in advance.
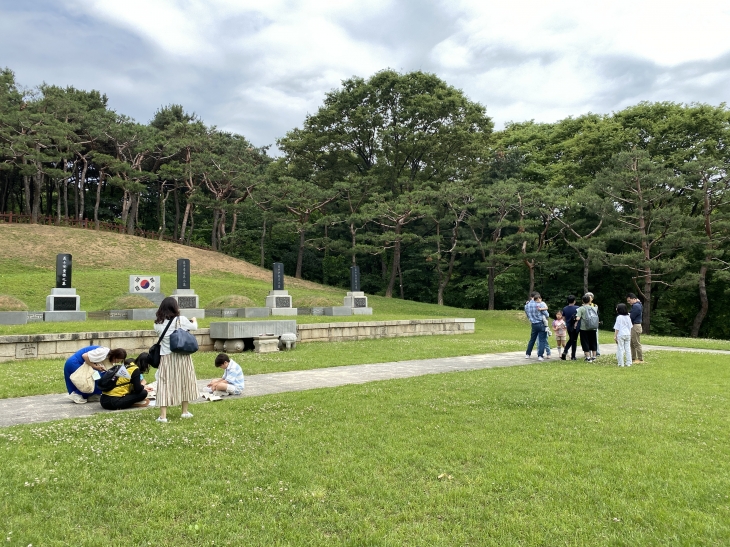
[154,297,199,422]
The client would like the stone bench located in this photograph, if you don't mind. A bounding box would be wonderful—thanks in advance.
[209,320,296,353]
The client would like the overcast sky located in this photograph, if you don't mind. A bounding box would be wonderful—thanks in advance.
[2,0,729,150]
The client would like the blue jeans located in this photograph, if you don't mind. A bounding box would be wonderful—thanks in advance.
[526,322,548,357]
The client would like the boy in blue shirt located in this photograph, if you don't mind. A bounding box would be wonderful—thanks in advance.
[207,353,245,395]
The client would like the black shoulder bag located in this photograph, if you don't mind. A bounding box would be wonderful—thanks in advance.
[148,319,173,368]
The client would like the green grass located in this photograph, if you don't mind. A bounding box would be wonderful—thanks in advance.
[2,351,729,545]
[0,311,527,399]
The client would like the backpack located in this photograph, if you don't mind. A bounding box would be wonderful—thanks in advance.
[97,365,122,391]
[581,305,599,330]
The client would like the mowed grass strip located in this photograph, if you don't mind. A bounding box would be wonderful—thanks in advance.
[0,311,527,399]
[1,352,729,546]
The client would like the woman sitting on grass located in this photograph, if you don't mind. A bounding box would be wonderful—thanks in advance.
[100,352,152,410]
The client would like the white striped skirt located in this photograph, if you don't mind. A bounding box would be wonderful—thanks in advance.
[156,352,199,407]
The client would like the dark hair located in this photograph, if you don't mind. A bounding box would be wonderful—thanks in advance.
[626,293,637,300]
[529,291,538,298]
[567,294,576,304]
[124,357,134,366]
[616,303,628,316]
[109,348,127,362]
[135,352,151,375]
[215,353,229,367]
[532,293,541,300]
[582,295,591,304]
[155,297,181,324]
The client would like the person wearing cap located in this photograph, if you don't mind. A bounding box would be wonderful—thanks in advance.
[64,345,111,404]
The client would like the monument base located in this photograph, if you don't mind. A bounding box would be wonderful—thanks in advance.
[0,312,28,325]
[179,309,205,319]
[239,307,270,318]
[324,306,353,316]
[128,309,157,321]
[44,311,87,322]
[352,307,373,315]
[271,308,298,316]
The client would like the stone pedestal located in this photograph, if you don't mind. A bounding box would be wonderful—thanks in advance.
[265,290,297,316]
[171,289,204,319]
[342,291,372,315]
[44,288,86,322]
[253,335,279,353]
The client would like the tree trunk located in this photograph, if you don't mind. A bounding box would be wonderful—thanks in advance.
[21,157,31,216]
[350,222,357,265]
[642,267,652,334]
[32,160,43,224]
[63,178,69,219]
[121,189,130,225]
[179,201,192,242]
[583,257,589,295]
[398,261,404,299]
[691,264,708,338]
[211,209,220,250]
[78,157,88,220]
[173,182,180,240]
[385,224,402,298]
[94,174,103,230]
[295,228,306,278]
[260,216,267,268]
[126,193,138,235]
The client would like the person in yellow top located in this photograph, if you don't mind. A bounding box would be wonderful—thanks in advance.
[100,353,151,410]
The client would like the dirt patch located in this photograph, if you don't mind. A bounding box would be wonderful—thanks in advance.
[0,224,322,289]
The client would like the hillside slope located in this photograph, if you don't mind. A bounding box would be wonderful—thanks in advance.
[0,224,320,289]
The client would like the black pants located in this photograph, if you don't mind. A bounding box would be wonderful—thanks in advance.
[563,328,579,359]
[100,389,148,410]
[579,329,598,352]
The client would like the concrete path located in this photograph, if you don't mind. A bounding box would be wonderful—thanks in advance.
[1,344,728,428]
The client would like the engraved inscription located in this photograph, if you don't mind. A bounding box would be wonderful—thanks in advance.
[354,298,367,308]
[177,296,197,309]
[16,343,38,359]
[53,297,77,311]
[275,296,291,308]
[27,312,44,323]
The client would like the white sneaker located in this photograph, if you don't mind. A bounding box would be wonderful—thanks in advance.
[525,354,531,359]
[68,392,87,404]
[202,386,213,393]
[156,417,168,423]
[181,412,194,419]
[538,357,544,362]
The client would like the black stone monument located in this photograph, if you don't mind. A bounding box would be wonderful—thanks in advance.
[56,253,72,288]
[273,262,285,291]
[350,266,360,292]
[177,258,191,290]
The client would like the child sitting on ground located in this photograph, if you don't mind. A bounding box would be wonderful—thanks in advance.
[207,353,245,395]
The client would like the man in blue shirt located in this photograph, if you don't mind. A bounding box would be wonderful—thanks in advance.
[627,293,644,363]
[524,292,549,361]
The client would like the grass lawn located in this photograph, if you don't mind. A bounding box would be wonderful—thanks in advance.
[1,351,729,545]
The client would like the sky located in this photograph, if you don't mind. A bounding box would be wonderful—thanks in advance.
[2,0,729,150]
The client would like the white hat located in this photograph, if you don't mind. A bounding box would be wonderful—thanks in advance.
[87,347,110,363]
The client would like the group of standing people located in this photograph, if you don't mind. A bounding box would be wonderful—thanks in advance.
[524,291,644,366]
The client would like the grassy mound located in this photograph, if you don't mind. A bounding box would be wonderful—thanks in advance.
[205,294,256,308]
[0,295,28,311]
[296,295,341,307]
[107,295,158,309]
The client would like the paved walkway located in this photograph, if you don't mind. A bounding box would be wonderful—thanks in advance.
[1,344,728,428]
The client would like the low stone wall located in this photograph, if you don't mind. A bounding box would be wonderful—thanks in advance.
[298,318,475,342]
[0,318,475,362]
[0,330,215,362]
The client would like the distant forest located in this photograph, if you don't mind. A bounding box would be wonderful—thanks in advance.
[1,67,729,338]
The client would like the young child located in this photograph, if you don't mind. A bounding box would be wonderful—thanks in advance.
[207,353,245,395]
[613,303,633,367]
[552,310,567,355]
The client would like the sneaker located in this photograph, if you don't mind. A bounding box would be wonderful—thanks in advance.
[202,386,213,393]
[181,412,194,419]
[584,357,591,362]
[538,357,544,362]
[560,354,566,361]
[525,354,531,359]
[156,417,168,423]
[68,392,87,404]
[87,394,101,402]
